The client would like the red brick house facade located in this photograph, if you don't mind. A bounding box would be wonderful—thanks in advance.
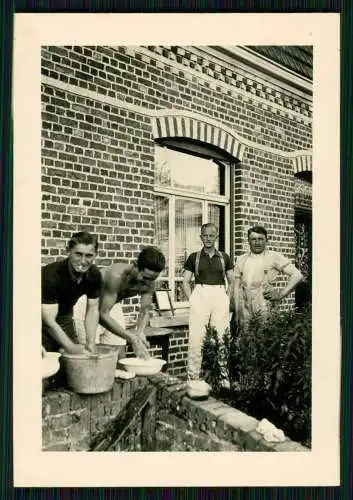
[41,45,312,375]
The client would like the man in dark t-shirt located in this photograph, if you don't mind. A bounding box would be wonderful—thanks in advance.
[42,231,102,354]
[182,223,234,382]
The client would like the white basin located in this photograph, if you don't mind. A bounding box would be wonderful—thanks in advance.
[42,352,61,379]
[118,357,166,376]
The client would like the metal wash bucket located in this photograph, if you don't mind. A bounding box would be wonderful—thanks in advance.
[61,344,119,394]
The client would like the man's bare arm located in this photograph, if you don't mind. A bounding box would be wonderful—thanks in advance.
[226,269,235,302]
[99,270,150,358]
[278,264,303,300]
[136,291,153,335]
[182,270,193,300]
[99,272,133,342]
[263,263,303,302]
[233,277,241,324]
[85,297,100,351]
[42,304,87,354]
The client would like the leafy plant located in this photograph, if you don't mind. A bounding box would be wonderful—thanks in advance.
[201,323,227,394]
[200,305,312,445]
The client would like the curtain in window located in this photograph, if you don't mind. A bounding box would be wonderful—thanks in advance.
[175,198,202,276]
[208,204,220,228]
[208,204,225,251]
[154,195,169,279]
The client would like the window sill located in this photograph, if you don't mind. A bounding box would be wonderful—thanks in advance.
[149,314,189,328]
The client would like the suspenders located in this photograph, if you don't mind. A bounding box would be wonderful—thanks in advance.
[195,250,227,288]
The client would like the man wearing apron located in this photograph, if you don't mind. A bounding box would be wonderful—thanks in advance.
[234,225,303,327]
[182,223,234,381]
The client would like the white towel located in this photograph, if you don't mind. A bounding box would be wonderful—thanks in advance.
[256,418,286,442]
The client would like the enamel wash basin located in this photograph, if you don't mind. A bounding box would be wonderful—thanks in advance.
[42,352,61,379]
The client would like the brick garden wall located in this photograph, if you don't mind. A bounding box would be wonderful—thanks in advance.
[41,45,312,373]
[42,373,309,452]
[42,376,149,451]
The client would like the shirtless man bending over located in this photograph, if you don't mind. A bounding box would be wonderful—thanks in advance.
[79,246,165,359]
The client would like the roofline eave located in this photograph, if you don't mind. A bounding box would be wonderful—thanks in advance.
[210,45,313,96]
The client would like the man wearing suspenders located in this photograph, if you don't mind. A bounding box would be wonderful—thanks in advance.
[182,223,235,382]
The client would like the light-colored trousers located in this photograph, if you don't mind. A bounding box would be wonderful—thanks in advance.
[187,284,229,380]
[73,295,127,346]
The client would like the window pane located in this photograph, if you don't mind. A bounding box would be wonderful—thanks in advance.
[208,204,225,251]
[175,197,202,277]
[155,145,222,195]
[154,195,169,278]
[208,203,220,227]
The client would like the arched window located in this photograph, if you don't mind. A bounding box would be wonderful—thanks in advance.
[154,139,233,307]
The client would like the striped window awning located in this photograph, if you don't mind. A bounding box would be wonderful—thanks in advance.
[294,154,312,174]
[151,113,246,161]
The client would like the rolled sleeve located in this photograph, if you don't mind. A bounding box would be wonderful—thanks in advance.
[183,253,196,273]
[273,252,292,272]
[223,253,234,271]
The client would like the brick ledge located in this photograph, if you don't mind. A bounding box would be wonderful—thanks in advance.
[148,373,310,452]
[149,314,189,328]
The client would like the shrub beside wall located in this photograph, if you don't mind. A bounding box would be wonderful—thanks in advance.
[202,306,312,446]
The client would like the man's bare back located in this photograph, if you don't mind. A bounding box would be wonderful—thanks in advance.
[97,247,166,359]
[100,263,155,303]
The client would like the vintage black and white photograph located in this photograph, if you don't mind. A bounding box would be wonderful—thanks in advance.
[40,43,313,453]
[13,13,340,487]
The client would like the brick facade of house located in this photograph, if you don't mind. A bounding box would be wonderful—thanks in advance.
[41,45,312,375]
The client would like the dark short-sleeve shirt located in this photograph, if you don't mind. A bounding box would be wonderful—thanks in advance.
[42,258,102,318]
[184,249,233,285]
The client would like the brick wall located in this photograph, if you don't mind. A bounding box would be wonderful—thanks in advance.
[156,409,240,451]
[41,82,154,265]
[42,373,309,452]
[41,45,312,371]
[41,44,312,264]
[125,326,189,377]
[152,373,309,452]
[42,376,149,451]
[167,327,189,376]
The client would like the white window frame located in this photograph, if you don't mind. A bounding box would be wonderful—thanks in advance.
[154,148,231,309]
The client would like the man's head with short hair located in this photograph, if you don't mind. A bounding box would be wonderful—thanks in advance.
[200,222,218,250]
[247,225,268,241]
[68,231,99,252]
[247,225,268,254]
[201,222,218,235]
[135,246,166,284]
[67,231,98,275]
[137,246,166,273]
